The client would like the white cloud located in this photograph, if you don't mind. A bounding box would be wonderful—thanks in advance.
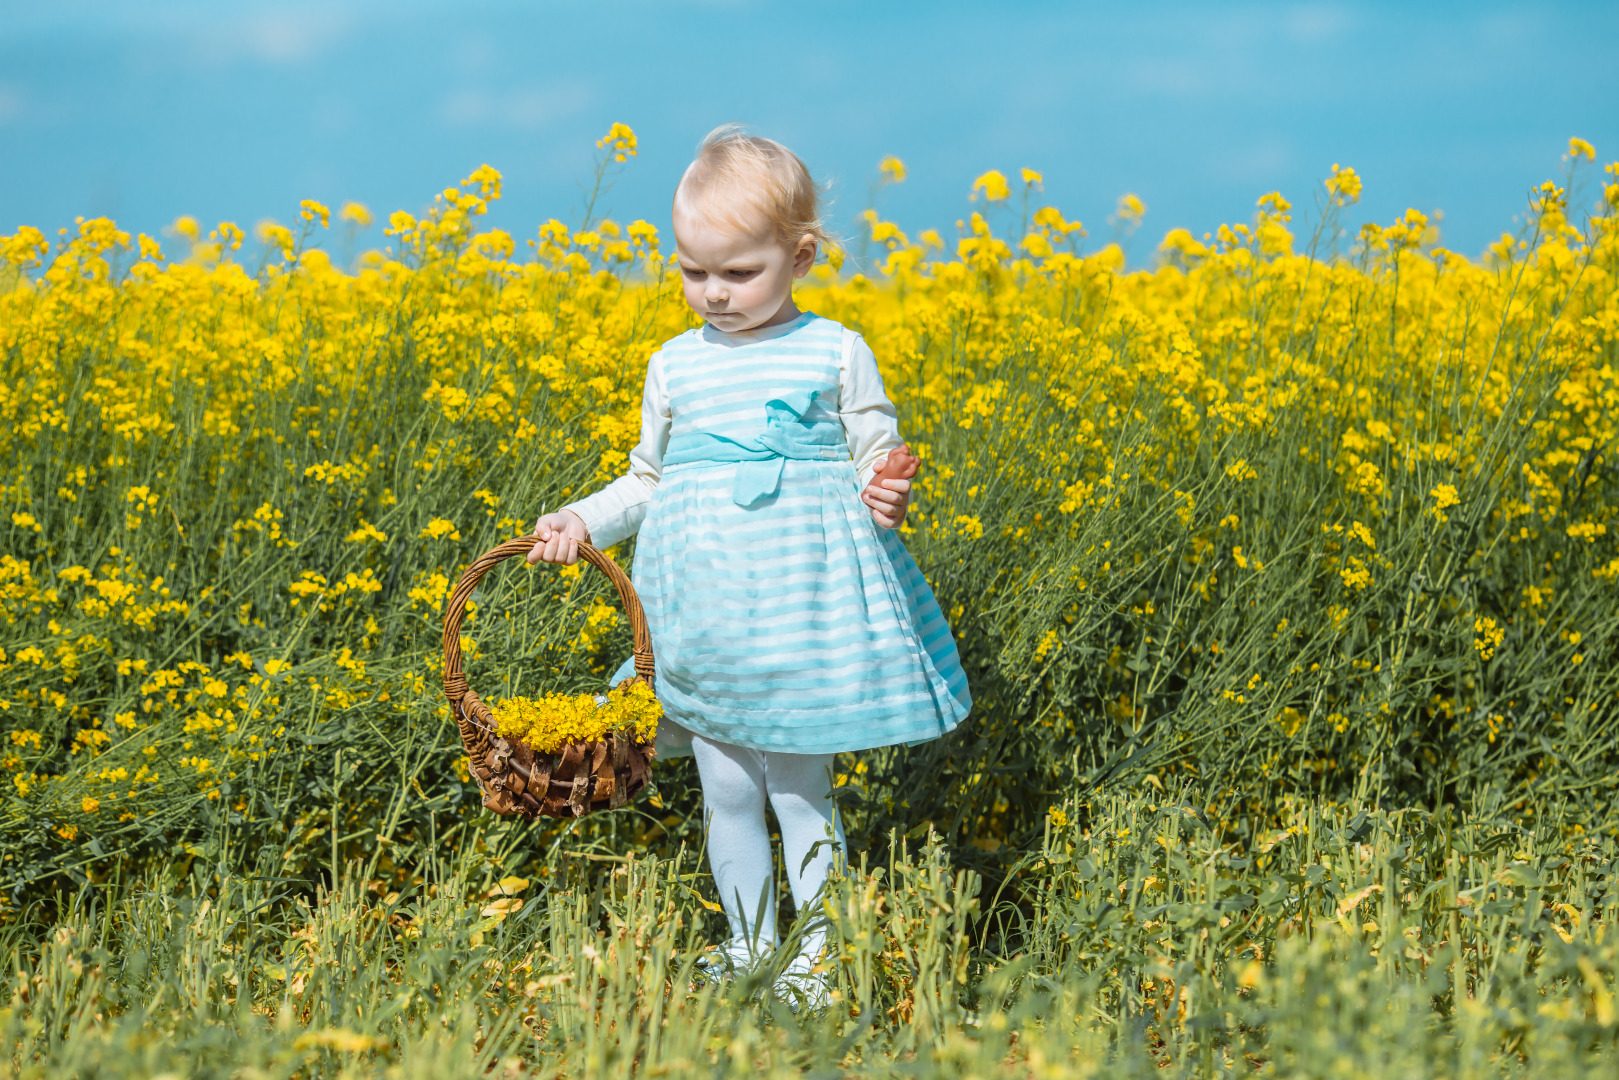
[1283,2,1354,44]
[1210,140,1295,186]
[185,7,356,68]
[244,13,328,64]
[437,90,496,126]
[1122,58,1213,98]
[436,83,593,130]
[452,32,500,74]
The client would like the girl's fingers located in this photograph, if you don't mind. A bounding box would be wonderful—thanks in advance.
[881,478,911,494]
[526,524,581,564]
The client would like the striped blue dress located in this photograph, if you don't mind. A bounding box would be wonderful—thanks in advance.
[611,313,972,756]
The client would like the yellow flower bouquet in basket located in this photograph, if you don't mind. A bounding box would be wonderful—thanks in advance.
[441,537,658,818]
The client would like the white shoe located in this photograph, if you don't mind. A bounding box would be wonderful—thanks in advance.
[774,951,830,1012]
[694,939,769,984]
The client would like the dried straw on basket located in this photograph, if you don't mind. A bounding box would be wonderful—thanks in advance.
[442,537,655,819]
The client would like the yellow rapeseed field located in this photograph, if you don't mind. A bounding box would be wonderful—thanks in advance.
[1,126,1617,900]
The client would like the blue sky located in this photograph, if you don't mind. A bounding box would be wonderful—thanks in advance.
[2,0,1615,266]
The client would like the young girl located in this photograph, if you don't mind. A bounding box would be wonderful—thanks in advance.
[528,125,971,991]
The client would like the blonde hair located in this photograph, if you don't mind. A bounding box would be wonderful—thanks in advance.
[673,124,834,255]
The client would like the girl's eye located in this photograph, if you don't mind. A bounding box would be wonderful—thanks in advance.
[682,268,706,279]
[727,269,758,279]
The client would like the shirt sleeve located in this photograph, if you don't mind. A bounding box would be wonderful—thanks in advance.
[840,327,905,488]
[562,351,669,549]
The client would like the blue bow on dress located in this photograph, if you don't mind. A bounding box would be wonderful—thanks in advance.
[662,390,847,507]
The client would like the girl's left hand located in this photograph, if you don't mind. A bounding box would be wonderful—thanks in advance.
[865,478,911,529]
[864,444,919,529]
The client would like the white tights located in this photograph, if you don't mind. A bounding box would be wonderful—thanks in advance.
[690,734,845,960]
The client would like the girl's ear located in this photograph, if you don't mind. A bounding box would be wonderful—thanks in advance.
[793,235,818,278]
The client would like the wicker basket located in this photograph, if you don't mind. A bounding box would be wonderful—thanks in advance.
[442,537,656,819]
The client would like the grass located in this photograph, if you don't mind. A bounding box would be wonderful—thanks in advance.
[4,797,1615,1076]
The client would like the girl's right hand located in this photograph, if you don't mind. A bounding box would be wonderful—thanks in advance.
[527,509,590,565]
[864,445,920,529]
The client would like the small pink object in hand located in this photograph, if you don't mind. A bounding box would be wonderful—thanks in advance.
[872,444,920,483]
[863,444,919,528]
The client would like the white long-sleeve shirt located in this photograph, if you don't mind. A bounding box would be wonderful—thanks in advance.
[564,323,905,549]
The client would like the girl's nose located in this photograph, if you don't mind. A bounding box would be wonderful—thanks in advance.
[705,280,728,304]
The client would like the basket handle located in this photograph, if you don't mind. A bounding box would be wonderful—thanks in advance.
[442,537,655,770]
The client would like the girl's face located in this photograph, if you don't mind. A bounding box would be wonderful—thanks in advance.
[673,207,816,333]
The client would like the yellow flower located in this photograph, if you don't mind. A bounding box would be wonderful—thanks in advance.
[970,170,1010,202]
[407,572,451,610]
[1567,137,1596,161]
[3,225,49,266]
[1032,206,1082,236]
[1324,163,1362,206]
[1474,617,1505,660]
[1114,193,1146,226]
[82,797,100,813]
[1033,628,1061,661]
[1160,228,1208,259]
[1347,461,1384,497]
[1567,521,1606,543]
[628,219,659,248]
[339,202,373,227]
[255,220,295,254]
[1020,232,1053,258]
[597,122,638,162]
[492,681,661,755]
[1340,557,1372,591]
[345,520,388,544]
[953,515,985,540]
[420,518,461,541]
[1430,483,1461,522]
[879,156,906,184]
[1225,459,1257,482]
[1020,167,1043,186]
